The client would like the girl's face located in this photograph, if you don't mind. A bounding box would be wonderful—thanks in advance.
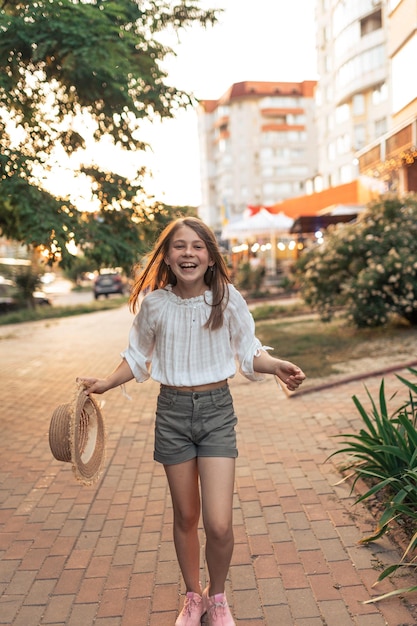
[165,225,214,285]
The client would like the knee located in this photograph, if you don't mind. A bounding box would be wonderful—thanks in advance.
[174,506,200,533]
[205,520,234,546]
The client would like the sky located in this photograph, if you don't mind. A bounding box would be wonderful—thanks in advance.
[140,0,319,207]
[43,1,319,211]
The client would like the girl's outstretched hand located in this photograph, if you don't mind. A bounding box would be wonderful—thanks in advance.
[275,360,306,392]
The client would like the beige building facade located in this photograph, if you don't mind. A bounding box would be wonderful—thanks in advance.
[357,0,417,193]
[314,0,390,191]
[197,1,417,231]
[197,81,317,230]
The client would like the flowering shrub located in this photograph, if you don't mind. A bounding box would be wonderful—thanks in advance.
[296,195,417,327]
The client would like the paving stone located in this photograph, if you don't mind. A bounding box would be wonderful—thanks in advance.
[1,306,417,625]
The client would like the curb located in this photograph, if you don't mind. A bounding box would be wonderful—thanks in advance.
[290,359,417,397]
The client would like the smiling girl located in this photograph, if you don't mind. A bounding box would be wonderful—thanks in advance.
[79,216,305,626]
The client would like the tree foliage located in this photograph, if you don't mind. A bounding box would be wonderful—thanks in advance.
[0,0,218,269]
[296,195,417,327]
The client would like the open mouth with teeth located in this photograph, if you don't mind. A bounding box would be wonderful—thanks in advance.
[180,263,197,269]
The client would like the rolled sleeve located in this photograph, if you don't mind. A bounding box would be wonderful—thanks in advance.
[239,338,265,381]
[121,302,155,383]
[227,285,265,381]
[121,347,150,382]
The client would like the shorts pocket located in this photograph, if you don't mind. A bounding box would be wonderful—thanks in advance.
[156,391,178,411]
[212,387,234,409]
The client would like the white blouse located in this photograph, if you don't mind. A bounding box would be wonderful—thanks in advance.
[121,283,267,387]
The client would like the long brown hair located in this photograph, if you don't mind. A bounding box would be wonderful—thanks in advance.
[129,217,231,330]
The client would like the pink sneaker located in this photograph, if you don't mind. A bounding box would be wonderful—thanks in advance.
[203,588,235,626]
[175,591,206,626]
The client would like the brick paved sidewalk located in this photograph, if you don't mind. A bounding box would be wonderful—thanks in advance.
[1,306,417,625]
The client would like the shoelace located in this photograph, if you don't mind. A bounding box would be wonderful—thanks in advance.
[208,599,227,617]
[184,596,202,616]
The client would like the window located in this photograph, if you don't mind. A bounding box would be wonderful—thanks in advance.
[260,147,273,160]
[263,182,276,197]
[392,34,417,113]
[325,84,333,103]
[336,133,351,154]
[290,148,306,160]
[374,117,387,138]
[327,142,336,162]
[335,104,350,124]
[337,44,385,90]
[218,138,228,153]
[372,83,388,105]
[261,166,274,178]
[333,0,377,36]
[287,114,306,125]
[287,165,309,177]
[260,133,275,145]
[360,9,382,37]
[275,182,292,196]
[276,147,290,159]
[354,123,366,149]
[340,164,353,183]
[261,96,300,108]
[330,172,339,187]
[353,94,365,116]
[288,130,307,142]
[216,105,229,119]
[314,175,324,192]
[326,114,334,132]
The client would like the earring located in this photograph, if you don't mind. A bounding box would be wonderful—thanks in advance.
[210,265,214,272]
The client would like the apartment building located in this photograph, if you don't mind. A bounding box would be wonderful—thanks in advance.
[357,0,417,193]
[197,81,317,230]
[313,0,389,192]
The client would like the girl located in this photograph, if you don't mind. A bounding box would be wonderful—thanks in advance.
[80,216,305,626]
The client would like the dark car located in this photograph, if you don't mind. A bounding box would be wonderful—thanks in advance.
[0,277,51,313]
[93,271,127,300]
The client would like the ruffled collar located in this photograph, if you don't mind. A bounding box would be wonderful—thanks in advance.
[164,284,212,305]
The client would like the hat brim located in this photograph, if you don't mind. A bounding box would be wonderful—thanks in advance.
[49,385,106,486]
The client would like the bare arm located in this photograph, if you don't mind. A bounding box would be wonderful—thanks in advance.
[253,349,306,391]
[78,358,134,395]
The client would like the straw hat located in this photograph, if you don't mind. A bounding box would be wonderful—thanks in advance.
[49,382,106,485]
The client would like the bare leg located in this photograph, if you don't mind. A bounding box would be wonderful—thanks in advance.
[164,459,202,593]
[198,457,235,595]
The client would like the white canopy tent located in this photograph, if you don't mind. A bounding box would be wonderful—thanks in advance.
[221,208,294,274]
[221,208,294,239]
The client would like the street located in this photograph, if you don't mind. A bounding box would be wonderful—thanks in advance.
[1,306,417,625]
[42,277,96,307]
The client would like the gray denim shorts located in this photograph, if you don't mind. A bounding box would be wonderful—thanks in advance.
[154,384,238,465]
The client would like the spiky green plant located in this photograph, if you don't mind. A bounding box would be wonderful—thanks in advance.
[329,368,417,601]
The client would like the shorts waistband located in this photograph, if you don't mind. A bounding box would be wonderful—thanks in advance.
[160,380,228,394]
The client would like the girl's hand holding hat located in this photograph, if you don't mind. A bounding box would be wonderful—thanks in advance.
[77,377,109,395]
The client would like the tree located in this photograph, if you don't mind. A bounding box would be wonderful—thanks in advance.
[0,0,218,268]
[296,195,417,327]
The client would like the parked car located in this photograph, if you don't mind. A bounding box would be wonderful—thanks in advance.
[32,290,52,306]
[0,277,51,313]
[93,270,128,300]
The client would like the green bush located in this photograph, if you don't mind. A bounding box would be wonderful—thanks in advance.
[296,195,417,327]
[235,261,266,296]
